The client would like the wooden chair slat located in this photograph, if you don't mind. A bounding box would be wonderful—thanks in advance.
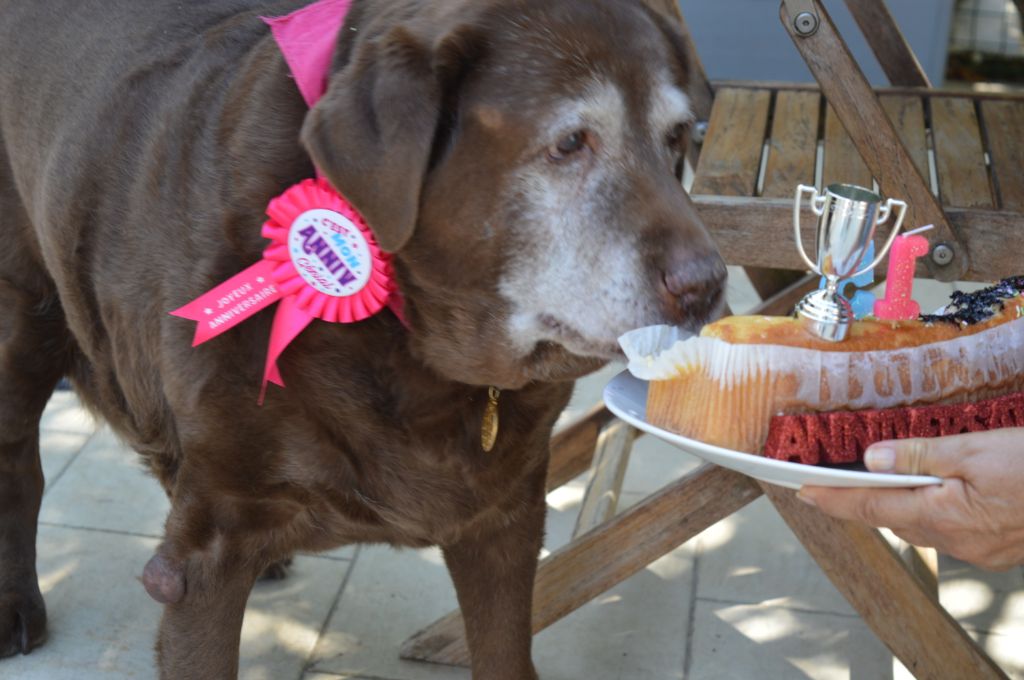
[713,79,1024,102]
[931,96,994,208]
[692,87,771,197]
[979,99,1024,210]
[762,90,820,197]
[822,103,873,189]
[694,195,1021,282]
[879,94,930,186]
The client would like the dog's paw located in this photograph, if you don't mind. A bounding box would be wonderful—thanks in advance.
[0,583,47,658]
[258,557,293,582]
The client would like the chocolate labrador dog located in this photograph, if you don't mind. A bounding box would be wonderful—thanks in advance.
[0,0,725,677]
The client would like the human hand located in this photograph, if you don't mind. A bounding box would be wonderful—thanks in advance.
[797,428,1024,571]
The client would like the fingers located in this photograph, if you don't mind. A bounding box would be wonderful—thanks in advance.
[863,430,989,477]
[796,485,926,528]
[864,427,1024,477]
[799,429,1024,570]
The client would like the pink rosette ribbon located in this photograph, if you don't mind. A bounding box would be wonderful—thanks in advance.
[172,178,395,401]
[260,178,395,385]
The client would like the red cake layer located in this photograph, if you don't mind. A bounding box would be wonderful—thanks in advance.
[763,392,1024,465]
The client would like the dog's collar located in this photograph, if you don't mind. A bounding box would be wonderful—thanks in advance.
[263,0,408,327]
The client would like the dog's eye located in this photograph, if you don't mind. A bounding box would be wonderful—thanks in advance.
[549,131,587,160]
[666,123,689,149]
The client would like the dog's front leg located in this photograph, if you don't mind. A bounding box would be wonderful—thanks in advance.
[152,546,260,679]
[442,466,547,680]
[148,510,266,679]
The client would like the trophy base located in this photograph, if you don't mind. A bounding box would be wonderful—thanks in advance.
[796,289,855,342]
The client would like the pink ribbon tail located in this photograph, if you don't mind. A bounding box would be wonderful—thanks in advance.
[170,260,282,346]
[260,294,316,403]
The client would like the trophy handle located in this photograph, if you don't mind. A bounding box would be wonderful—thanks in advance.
[852,198,907,277]
[793,184,825,273]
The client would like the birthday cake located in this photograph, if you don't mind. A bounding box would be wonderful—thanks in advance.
[620,277,1024,459]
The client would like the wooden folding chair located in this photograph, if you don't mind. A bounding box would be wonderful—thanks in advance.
[696,0,1021,285]
[403,1,1020,676]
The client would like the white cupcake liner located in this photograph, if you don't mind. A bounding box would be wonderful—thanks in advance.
[619,316,1024,411]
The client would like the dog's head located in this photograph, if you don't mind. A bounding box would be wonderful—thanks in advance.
[302,0,726,388]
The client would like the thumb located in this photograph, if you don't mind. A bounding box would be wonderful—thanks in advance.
[864,433,975,477]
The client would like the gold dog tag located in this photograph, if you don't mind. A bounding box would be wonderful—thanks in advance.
[481,386,500,452]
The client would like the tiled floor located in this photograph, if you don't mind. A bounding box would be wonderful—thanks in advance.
[4,271,1022,679]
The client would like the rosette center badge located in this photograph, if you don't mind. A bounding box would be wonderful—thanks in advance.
[289,208,373,297]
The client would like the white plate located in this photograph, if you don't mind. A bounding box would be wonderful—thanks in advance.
[603,371,942,490]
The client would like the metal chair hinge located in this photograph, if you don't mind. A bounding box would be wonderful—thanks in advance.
[784,0,820,36]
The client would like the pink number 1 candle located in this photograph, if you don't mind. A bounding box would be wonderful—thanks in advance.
[873,225,932,320]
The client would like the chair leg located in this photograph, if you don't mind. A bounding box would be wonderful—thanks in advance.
[572,420,639,538]
[899,542,939,594]
[842,0,930,88]
[400,465,762,667]
[761,483,1007,679]
[546,402,616,492]
[895,540,940,678]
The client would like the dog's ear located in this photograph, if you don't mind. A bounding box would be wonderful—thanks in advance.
[301,23,484,253]
[301,28,437,252]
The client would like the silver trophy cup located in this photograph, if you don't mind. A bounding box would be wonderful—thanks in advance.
[793,183,907,341]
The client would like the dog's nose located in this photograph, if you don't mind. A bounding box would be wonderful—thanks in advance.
[660,253,728,323]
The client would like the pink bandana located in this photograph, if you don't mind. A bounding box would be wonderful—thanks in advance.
[173,0,405,403]
[262,0,353,108]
